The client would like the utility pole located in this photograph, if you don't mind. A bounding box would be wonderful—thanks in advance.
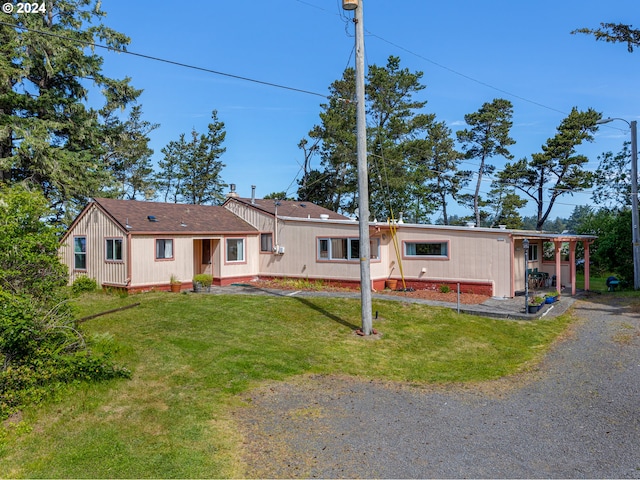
[343,0,372,334]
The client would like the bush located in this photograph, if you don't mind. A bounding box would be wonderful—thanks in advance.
[438,284,451,293]
[71,275,98,295]
[193,273,213,287]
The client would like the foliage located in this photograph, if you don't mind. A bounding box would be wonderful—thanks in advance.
[529,296,544,305]
[193,274,212,288]
[572,23,640,53]
[0,186,128,419]
[264,191,294,200]
[156,110,227,205]
[591,142,633,209]
[500,108,600,230]
[299,68,357,212]
[299,56,446,221]
[0,291,574,477]
[408,120,468,224]
[0,0,141,224]
[169,274,181,285]
[457,99,515,227]
[438,284,451,293]
[366,56,435,220]
[574,208,633,282]
[71,276,98,296]
[102,105,159,200]
[0,185,67,305]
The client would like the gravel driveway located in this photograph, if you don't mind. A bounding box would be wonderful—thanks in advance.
[236,297,640,478]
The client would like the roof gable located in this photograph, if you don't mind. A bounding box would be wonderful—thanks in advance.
[226,197,350,220]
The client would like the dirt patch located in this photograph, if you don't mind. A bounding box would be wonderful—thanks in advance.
[379,288,490,304]
[251,279,490,305]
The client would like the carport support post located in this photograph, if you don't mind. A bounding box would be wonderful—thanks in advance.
[523,238,529,314]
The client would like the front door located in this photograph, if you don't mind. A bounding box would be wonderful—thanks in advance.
[201,239,212,275]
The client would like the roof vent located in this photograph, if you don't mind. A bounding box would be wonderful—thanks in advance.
[320,214,329,220]
[466,221,475,228]
[147,215,158,222]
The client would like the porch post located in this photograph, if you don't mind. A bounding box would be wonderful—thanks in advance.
[569,241,576,295]
[583,240,591,291]
[555,240,562,295]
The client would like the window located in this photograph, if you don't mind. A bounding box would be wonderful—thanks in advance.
[226,238,245,262]
[528,244,538,261]
[106,238,123,261]
[156,239,173,259]
[74,236,87,270]
[317,237,380,261]
[405,241,448,257]
[260,233,273,253]
[349,238,380,260]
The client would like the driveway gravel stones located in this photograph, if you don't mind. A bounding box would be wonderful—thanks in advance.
[236,297,640,478]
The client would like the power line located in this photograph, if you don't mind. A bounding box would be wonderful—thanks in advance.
[0,20,329,100]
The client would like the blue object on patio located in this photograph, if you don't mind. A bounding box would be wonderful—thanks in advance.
[606,276,619,292]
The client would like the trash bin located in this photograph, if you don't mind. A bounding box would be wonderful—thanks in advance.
[552,274,556,287]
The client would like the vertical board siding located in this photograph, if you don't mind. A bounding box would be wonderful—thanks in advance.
[59,204,127,286]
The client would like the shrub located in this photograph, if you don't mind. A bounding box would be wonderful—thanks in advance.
[193,273,213,287]
[71,275,98,295]
[438,284,451,293]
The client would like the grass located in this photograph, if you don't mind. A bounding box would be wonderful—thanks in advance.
[0,291,575,478]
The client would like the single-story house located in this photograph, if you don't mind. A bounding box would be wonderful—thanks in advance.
[59,192,596,297]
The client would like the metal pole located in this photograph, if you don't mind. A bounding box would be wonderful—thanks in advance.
[631,120,639,290]
[354,0,373,334]
[597,117,640,290]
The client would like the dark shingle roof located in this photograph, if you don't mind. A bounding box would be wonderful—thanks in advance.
[93,198,258,234]
[227,197,350,220]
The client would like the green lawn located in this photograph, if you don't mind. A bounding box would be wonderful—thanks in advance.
[1,291,574,478]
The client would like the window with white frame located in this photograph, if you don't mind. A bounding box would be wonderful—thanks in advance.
[404,241,448,257]
[226,238,245,262]
[317,237,379,261]
[106,238,123,261]
[74,236,87,269]
[155,239,173,259]
[260,233,273,253]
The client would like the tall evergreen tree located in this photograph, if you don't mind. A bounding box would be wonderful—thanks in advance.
[367,56,434,220]
[499,108,600,230]
[0,0,140,223]
[299,68,357,213]
[156,110,227,205]
[103,105,158,200]
[408,120,468,224]
[456,99,515,227]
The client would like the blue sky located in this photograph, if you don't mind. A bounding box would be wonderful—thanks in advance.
[95,0,639,220]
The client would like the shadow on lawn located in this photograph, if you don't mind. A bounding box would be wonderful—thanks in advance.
[292,296,360,331]
[227,284,360,331]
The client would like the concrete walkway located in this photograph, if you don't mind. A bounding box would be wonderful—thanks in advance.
[203,284,577,321]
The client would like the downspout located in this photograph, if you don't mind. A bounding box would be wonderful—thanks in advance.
[273,201,279,251]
